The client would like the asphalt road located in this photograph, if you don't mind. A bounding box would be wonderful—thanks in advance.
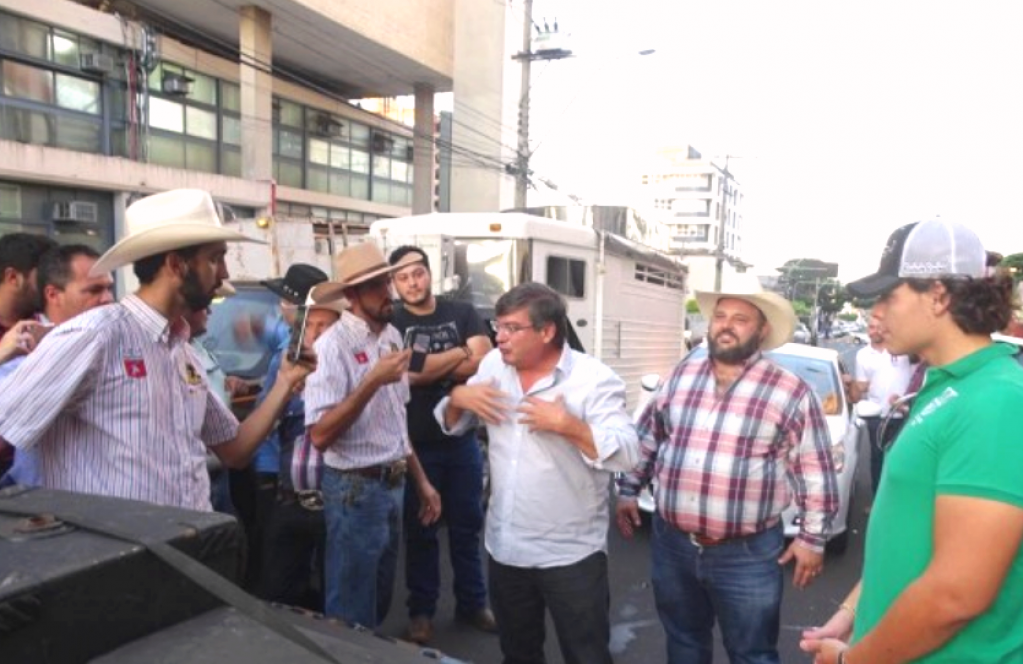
[378,339,869,664]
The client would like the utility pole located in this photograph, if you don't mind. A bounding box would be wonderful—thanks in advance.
[714,155,731,291]
[514,0,534,209]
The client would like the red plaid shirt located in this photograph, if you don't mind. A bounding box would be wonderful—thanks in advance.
[620,352,839,550]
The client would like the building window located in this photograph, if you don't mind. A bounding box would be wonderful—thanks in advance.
[0,182,21,218]
[546,256,586,298]
[635,263,684,291]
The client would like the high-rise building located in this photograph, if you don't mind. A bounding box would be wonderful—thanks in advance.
[638,145,750,295]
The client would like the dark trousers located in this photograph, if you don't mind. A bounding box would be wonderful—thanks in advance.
[866,416,906,494]
[260,499,326,611]
[230,467,278,591]
[489,552,612,664]
[404,433,487,618]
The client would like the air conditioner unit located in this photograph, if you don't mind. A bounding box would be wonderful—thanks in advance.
[79,52,115,75]
[371,132,394,154]
[162,73,193,97]
[313,114,343,139]
[52,201,100,224]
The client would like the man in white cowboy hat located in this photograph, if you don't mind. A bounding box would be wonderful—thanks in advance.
[616,281,839,664]
[0,189,312,512]
[304,241,442,628]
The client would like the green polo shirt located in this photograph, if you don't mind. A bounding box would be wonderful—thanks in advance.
[853,343,1023,662]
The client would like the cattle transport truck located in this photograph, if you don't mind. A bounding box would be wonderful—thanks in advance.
[370,212,688,410]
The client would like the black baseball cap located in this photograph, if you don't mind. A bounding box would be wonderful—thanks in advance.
[846,220,986,299]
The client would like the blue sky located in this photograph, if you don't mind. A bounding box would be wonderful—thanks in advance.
[524,0,1023,280]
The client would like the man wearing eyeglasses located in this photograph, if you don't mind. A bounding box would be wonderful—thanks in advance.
[437,282,639,664]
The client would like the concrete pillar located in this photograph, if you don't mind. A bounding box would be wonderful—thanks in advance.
[239,6,273,183]
[412,83,435,215]
[450,0,516,212]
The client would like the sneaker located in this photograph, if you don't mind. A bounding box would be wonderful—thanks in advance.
[406,615,433,644]
[457,607,498,633]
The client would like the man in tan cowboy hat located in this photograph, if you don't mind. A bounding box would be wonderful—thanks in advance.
[0,189,312,512]
[616,282,839,664]
[304,241,442,628]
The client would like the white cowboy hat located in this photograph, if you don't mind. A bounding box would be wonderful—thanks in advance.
[282,282,348,316]
[90,189,263,275]
[695,288,797,352]
[311,242,399,305]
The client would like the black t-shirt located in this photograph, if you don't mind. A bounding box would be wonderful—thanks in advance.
[391,297,487,444]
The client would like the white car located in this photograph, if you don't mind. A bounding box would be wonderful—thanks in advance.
[630,343,864,554]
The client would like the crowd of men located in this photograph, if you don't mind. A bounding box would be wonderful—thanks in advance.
[1,189,1021,664]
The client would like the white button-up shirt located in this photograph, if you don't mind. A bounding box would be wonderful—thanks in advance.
[437,346,639,568]
[304,311,411,469]
[0,295,239,511]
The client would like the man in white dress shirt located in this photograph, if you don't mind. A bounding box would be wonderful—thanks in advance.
[438,282,639,664]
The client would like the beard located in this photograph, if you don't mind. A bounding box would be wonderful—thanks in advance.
[181,267,215,311]
[365,298,394,325]
[708,328,762,364]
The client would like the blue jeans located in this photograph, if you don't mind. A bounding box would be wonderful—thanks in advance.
[651,514,784,664]
[322,468,404,628]
[404,433,487,618]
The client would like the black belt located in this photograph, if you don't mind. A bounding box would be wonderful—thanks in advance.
[277,488,324,511]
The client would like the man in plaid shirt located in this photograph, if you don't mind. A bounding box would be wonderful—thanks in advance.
[617,286,839,664]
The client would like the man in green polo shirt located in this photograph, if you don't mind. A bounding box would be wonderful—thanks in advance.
[802,219,1023,664]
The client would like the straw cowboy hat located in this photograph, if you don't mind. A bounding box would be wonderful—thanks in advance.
[90,189,263,275]
[305,282,348,315]
[311,242,399,305]
[695,287,797,352]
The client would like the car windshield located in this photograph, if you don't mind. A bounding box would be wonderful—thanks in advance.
[202,286,282,381]
[687,346,843,415]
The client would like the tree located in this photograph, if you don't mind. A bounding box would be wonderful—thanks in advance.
[686,298,700,314]
[776,258,839,303]
[999,253,1023,285]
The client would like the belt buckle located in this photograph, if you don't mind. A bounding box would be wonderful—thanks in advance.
[387,459,407,489]
[297,491,324,511]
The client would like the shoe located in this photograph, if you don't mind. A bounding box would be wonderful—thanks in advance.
[457,607,498,633]
[406,615,433,644]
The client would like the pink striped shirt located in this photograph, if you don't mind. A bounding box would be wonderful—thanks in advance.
[304,311,411,469]
[0,295,238,511]
[619,352,839,550]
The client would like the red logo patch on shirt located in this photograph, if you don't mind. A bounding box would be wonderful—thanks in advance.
[354,351,369,365]
[124,358,147,378]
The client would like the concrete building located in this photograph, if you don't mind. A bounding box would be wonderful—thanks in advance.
[0,0,511,287]
[638,145,750,296]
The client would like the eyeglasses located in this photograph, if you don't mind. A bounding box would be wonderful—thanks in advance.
[493,322,536,335]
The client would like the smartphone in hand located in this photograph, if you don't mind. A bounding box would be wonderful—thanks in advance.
[288,305,309,363]
[408,332,430,373]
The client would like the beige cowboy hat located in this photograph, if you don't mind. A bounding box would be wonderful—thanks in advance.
[311,242,399,305]
[91,189,263,275]
[695,287,797,352]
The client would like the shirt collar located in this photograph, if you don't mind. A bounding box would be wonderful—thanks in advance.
[122,294,188,345]
[932,342,1017,380]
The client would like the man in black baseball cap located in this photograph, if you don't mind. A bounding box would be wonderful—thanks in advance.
[804,219,1023,664]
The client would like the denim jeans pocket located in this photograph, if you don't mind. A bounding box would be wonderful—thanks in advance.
[741,526,784,561]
